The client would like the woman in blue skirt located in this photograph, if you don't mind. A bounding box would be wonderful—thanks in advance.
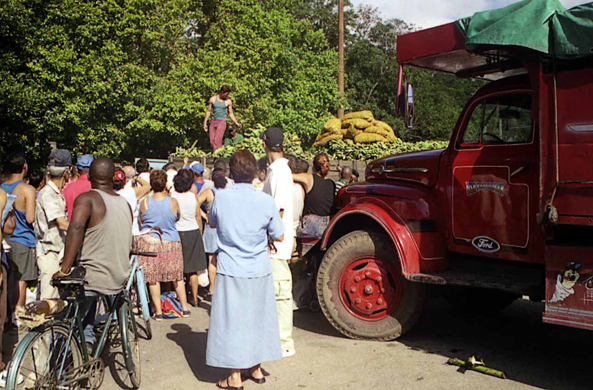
[206,150,285,390]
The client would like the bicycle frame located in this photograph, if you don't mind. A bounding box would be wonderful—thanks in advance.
[8,292,128,388]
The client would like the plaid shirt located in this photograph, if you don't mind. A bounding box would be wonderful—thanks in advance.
[35,181,67,256]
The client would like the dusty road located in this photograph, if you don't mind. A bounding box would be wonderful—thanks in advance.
[8,296,590,390]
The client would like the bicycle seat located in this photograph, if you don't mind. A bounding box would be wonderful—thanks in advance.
[50,266,87,288]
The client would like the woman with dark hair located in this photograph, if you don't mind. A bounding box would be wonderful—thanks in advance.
[136,170,190,320]
[171,169,207,306]
[292,152,335,238]
[198,168,227,300]
[206,150,284,389]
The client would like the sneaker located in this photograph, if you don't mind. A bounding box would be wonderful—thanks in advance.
[282,349,295,358]
[0,369,24,387]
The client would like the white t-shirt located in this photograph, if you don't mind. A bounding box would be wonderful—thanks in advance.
[117,186,140,235]
[166,169,177,192]
[138,172,150,185]
[292,183,304,231]
[263,157,294,260]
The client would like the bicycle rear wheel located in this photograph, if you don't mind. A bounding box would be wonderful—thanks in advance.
[119,299,141,388]
[6,324,83,390]
[133,269,152,340]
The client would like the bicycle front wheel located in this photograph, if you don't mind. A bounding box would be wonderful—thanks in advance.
[119,299,141,388]
[6,323,83,390]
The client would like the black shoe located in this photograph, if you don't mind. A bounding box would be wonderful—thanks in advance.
[204,293,213,302]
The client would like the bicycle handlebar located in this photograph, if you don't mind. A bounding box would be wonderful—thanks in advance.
[130,251,158,257]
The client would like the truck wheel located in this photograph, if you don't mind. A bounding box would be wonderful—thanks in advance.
[443,287,519,314]
[317,230,425,341]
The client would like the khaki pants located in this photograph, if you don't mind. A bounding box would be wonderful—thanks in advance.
[37,251,61,299]
[271,257,294,353]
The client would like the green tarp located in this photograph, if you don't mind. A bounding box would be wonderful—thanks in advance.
[456,0,593,60]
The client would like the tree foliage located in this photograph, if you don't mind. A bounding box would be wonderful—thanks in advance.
[1,0,484,167]
[0,0,338,166]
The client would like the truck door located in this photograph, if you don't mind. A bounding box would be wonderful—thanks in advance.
[447,92,536,261]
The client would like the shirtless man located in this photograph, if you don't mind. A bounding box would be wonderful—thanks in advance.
[1,152,37,313]
[53,157,133,349]
[203,85,242,152]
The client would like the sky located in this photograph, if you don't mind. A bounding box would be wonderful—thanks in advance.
[349,0,590,29]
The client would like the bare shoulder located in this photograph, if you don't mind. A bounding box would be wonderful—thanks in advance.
[16,182,36,197]
[208,96,216,104]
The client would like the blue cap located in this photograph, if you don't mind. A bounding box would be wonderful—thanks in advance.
[77,154,94,170]
[48,149,72,167]
[189,162,204,176]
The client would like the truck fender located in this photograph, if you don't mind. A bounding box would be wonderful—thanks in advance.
[321,198,426,277]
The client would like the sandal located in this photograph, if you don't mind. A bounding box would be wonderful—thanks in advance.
[241,367,266,384]
[204,293,213,302]
[216,378,243,390]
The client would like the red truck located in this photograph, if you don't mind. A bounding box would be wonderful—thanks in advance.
[314,3,593,340]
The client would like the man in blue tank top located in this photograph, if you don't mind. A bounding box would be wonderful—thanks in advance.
[1,152,37,314]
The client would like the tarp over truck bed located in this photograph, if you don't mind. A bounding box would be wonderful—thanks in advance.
[458,0,593,60]
[397,0,593,80]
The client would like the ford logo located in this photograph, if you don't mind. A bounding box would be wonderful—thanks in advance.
[471,236,500,253]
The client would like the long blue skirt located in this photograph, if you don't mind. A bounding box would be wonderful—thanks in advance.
[206,273,282,369]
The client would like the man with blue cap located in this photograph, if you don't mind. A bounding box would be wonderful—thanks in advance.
[63,154,94,221]
[183,157,207,194]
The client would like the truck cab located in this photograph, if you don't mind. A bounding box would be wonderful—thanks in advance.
[316,9,593,340]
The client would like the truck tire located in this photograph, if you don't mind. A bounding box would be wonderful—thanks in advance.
[317,230,425,341]
[443,287,519,314]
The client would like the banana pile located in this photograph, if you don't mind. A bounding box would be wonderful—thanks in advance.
[314,111,397,147]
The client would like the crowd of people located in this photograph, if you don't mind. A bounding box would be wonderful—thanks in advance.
[0,126,360,388]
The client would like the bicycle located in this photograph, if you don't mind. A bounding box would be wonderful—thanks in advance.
[5,251,156,390]
[97,255,152,340]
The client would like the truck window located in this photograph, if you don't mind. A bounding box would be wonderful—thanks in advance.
[461,94,532,145]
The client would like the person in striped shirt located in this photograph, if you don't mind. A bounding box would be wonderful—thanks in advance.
[334,166,352,195]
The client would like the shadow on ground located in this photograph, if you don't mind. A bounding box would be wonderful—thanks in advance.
[166,323,224,383]
[294,297,592,390]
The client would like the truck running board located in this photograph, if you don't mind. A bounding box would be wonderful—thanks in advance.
[407,255,544,297]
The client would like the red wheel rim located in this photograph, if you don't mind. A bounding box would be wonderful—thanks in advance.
[338,257,401,321]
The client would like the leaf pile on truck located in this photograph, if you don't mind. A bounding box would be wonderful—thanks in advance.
[309,0,593,341]
[314,111,398,147]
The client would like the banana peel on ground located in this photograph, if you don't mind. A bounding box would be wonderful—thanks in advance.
[447,356,507,379]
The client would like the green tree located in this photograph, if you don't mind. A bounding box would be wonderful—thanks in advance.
[0,0,338,165]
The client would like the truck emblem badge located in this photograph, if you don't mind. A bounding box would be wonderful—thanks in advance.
[466,182,505,197]
[471,236,500,253]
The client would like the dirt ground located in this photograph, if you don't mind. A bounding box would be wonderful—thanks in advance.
[4,296,592,389]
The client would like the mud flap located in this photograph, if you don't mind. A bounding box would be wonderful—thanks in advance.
[543,245,593,330]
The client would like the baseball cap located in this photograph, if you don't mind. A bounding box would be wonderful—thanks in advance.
[77,154,94,170]
[48,149,72,167]
[259,127,284,147]
[189,162,204,176]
